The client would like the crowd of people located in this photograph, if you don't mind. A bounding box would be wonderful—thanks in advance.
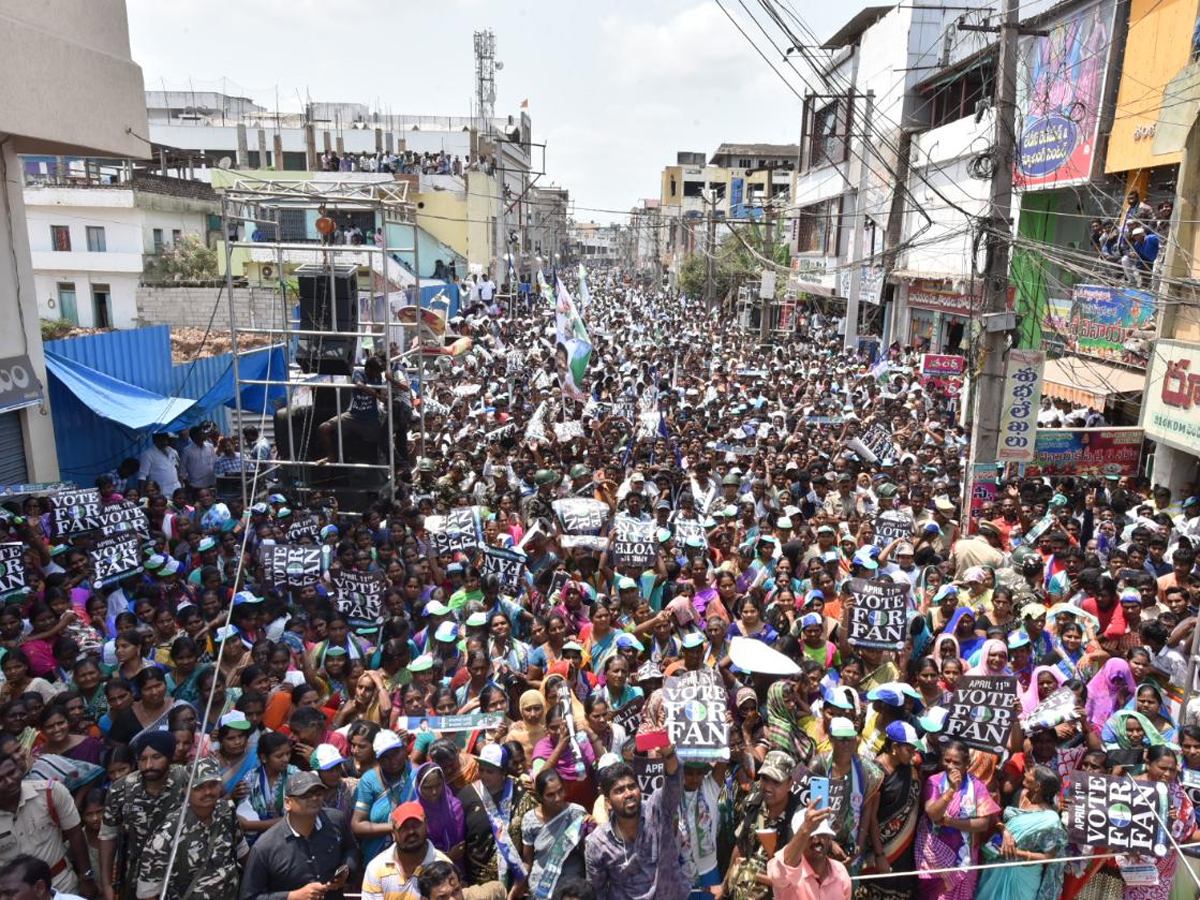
[317,150,496,178]
[1089,189,1172,287]
[1,277,1199,900]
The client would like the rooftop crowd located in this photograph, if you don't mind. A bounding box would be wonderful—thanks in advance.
[0,278,1199,900]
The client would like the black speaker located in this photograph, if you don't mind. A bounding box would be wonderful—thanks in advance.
[296,264,359,375]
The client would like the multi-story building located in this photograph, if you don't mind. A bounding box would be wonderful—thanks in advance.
[527,185,570,272]
[0,0,148,482]
[568,222,623,269]
[22,161,219,329]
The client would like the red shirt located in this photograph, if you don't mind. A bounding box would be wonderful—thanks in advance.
[1079,596,1125,635]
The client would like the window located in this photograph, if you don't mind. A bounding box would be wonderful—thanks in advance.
[803,96,852,171]
[56,283,78,325]
[795,198,843,256]
[152,228,164,252]
[925,60,996,129]
[50,226,70,252]
[86,226,106,252]
[738,157,752,168]
[171,229,182,245]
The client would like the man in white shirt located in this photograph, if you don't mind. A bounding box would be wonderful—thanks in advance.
[478,275,495,304]
[179,425,216,494]
[137,433,181,497]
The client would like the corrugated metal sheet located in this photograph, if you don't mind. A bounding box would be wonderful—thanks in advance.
[45,326,175,392]
[45,327,274,484]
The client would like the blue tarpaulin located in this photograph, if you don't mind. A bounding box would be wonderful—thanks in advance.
[45,346,288,435]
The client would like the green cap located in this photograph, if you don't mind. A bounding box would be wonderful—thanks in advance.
[534,469,560,486]
[569,464,590,480]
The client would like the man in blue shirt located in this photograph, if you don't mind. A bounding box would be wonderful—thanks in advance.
[1122,227,1160,286]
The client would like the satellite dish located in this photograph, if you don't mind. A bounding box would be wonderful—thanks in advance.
[218,156,233,169]
[495,61,504,70]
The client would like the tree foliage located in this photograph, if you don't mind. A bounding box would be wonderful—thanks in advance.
[677,215,790,300]
[146,234,218,284]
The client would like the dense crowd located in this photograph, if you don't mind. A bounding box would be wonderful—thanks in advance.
[1,278,1199,900]
[317,151,496,177]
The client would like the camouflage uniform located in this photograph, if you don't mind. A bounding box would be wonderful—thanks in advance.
[99,765,189,900]
[135,796,247,900]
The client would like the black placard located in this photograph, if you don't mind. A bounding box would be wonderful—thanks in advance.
[612,696,645,734]
[662,672,729,761]
[332,570,386,627]
[481,546,527,589]
[872,511,913,549]
[1067,772,1168,857]
[0,543,26,597]
[552,498,609,535]
[846,578,908,650]
[632,757,665,795]
[942,675,1018,755]
[260,544,322,589]
[51,488,104,537]
[286,515,322,543]
[860,424,893,462]
[90,532,142,588]
[613,516,657,567]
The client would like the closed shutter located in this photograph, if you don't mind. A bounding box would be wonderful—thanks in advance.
[0,413,28,484]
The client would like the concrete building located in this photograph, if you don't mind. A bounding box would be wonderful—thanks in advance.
[569,222,623,269]
[23,164,219,329]
[628,200,663,280]
[0,0,148,482]
[527,185,570,273]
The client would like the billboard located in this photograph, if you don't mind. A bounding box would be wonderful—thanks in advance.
[1016,0,1118,188]
[1029,427,1144,476]
[1044,285,1157,366]
[1143,339,1200,452]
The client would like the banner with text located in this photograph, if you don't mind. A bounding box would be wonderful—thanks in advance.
[1067,772,1168,857]
[332,570,387,627]
[0,543,26,597]
[847,578,909,650]
[943,675,1018,755]
[662,673,729,761]
[997,350,1044,463]
[90,532,142,588]
[260,544,322,589]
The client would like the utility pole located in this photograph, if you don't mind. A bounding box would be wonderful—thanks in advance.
[759,166,775,341]
[843,90,874,351]
[967,0,1019,468]
[705,194,717,311]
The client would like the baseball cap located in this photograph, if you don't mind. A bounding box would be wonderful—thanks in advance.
[310,744,349,771]
[867,682,921,706]
[285,771,325,797]
[615,633,644,652]
[918,705,950,734]
[391,800,425,826]
[193,757,222,786]
[424,599,451,617]
[218,711,251,731]
[759,750,795,782]
[829,717,858,739]
[851,550,878,571]
[466,611,488,628]
[885,720,927,751]
[478,744,507,769]
[408,654,434,674]
[373,729,407,757]
[791,807,838,838]
[825,687,856,711]
[197,536,217,553]
[681,632,706,650]
[615,576,638,591]
[434,621,459,643]
[896,542,915,555]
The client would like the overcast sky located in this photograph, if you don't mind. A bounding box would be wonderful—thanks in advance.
[126,0,865,224]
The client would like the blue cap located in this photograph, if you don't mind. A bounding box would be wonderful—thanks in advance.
[885,720,926,750]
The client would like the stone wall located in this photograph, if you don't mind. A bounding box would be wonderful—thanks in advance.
[135,285,289,331]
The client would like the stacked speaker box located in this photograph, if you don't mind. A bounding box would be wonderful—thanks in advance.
[296,263,359,375]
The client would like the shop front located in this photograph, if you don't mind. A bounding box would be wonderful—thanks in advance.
[902,278,974,354]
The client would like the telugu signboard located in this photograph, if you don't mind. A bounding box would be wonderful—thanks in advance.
[1015,0,1118,188]
[1045,285,1157,366]
[847,578,909,650]
[1143,338,1200,454]
[919,354,966,377]
[1029,427,1144,477]
[997,349,1044,463]
[1067,772,1168,856]
[942,675,1018,755]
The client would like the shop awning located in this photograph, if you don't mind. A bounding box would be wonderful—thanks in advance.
[1041,356,1147,407]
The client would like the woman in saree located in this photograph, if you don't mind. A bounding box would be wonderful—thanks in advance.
[944,607,985,663]
[763,680,816,769]
[857,722,923,900]
[414,762,466,870]
[532,703,596,809]
[1019,665,1067,716]
[1131,746,1198,900]
[976,765,1068,900]
[212,711,256,798]
[508,690,547,766]
[237,732,297,843]
[579,601,618,675]
[517,768,591,900]
[352,728,417,859]
[105,667,184,745]
[1085,657,1136,729]
[1118,682,1179,744]
[967,638,1010,677]
[915,738,1001,900]
[1103,709,1165,775]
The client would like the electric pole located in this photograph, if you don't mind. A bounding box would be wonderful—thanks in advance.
[705,195,717,311]
[844,90,874,351]
[760,165,775,342]
[968,0,1019,468]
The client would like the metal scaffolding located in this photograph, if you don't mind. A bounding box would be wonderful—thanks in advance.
[220,175,421,511]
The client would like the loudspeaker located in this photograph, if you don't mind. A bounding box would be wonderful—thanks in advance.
[296,264,359,375]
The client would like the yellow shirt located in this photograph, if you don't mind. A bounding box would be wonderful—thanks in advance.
[361,842,450,900]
